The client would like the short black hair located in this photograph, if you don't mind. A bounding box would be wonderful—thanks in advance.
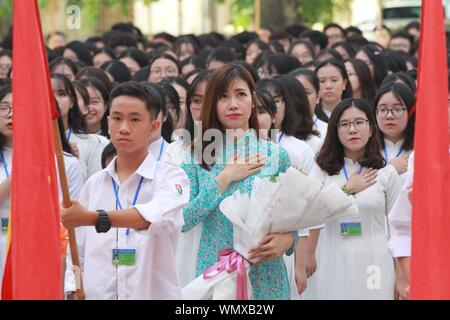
[324,23,347,37]
[300,30,328,50]
[101,60,131,83]
[101,142,117,169]
[109,81,164,120]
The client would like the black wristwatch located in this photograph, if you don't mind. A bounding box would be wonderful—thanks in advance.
[95,210,112,233]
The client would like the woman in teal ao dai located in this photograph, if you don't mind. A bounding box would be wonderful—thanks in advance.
[181,64,296,300]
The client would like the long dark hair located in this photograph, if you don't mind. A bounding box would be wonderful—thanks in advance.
[185,70,212,142]
[373,83,416,152]
[266,75,319,140]
[357,44,388,89]
[346,58,377,104]
[316,98,385,175]
[51,74,87,134]
[315,59,353,122]
[80,77,110,137]
[196,64,260,170]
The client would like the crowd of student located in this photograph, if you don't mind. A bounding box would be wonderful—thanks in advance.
[0,20,449,300]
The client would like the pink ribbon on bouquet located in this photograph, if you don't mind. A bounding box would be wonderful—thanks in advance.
[203,249,249,300]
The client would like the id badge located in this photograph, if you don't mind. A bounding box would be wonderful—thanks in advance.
[1,217,8,233]
[112,249,136,266]
[340,221,362,237]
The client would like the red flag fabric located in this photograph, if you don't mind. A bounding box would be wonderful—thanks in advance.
[410,0,450,299]
[1,0,62,299]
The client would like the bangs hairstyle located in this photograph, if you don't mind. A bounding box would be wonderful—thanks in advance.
[51,73,87,134]
[109,81,164,120]
[373,82,416,151]
[197,63,260,170]
[316,98,385,175]
[268,75,319,140]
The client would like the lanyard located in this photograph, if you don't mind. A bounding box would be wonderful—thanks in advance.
[66,128,72,142]
[383,146,402,163]
[343,163,363,182]
[278,133,284,143]
[156,139,164,161]
[0,151,9,177]
[111,176,144,236]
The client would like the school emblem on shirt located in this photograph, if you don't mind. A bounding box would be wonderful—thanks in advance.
[176,184,183,195]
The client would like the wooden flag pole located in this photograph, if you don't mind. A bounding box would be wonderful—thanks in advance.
[52,119,85,300]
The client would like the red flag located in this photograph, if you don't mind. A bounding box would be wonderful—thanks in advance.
[1,0,61,299]
[410,0,450,299]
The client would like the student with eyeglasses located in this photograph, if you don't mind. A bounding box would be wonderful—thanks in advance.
[300,98,402,300]
[148,53,180,84]
[373,83,416,183]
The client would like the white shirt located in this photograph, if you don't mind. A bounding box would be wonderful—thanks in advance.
[383,138,411,185]
[388,152,415,257]
[163,139,190,167]
[305,134,323,155]
[313,115,328,140]
[66,130,109,179]
[61,152,85,200]
[64,152,190,300]
[276,133,315,174]
[148,137,169,162]
[0,149,84,287]
[0,148,12,287]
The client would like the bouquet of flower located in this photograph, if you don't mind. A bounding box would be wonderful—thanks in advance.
[182,167,358,300]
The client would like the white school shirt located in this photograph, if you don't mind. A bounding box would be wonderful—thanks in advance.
[304,159,402,300]
[163,139,203,288]
[0,148,11,288]
[148,136,169,162]
[388,152,415,258]
[305,134,323,155]
[313,115,328,141]
[276,133,315,174]
[64,152,190,300]
[66,130,109,179]
[382,138,412,185]
[0,149,84,288]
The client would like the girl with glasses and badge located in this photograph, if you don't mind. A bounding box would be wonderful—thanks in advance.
[303,98,402,300]
[373,83,416,183]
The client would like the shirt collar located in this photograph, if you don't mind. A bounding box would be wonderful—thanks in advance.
[106,152,157,182]
[384,138,404,149]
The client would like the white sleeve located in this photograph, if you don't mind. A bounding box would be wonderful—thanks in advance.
[388,181,412,257]
[64,183,89,294]
[134,166,190,236]
[297,142,315,174]
[384,166,403,215]
[64,155,86,200]
[86,136,109,178]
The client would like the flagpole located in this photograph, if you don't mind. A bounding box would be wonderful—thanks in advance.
[255,0,261,31]
[52,120,85,300]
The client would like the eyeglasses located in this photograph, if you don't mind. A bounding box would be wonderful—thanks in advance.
[0,103,12,117]
[376,106,407,118]
[257,68,269,78]
[150,67,178,76]
[337,118,369,132]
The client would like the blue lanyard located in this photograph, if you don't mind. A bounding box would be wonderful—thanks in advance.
[0,151,9,177]
[66,128,72,142]
[383,146,402,162]
[156,139,164,161]
[111,176,144,236]
[278,133,284,143]
[343,163,363,182]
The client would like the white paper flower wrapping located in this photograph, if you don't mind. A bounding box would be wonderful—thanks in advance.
[182,167,358,300]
